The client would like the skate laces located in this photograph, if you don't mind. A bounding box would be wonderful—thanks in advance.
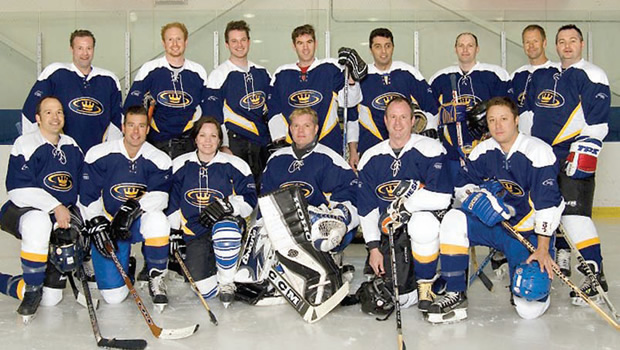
[437,292,460,307]
[418,282,436,300]
[220,283,236,294]
[149,270,167,295]
[556,249,571,269]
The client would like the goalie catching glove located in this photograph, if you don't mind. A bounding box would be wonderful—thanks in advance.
[379,180,422,234]
[199,197,234,228]
[338,47,368,81]
[308,204,352,252]
[110,199,142,240]
[565,137,602,179]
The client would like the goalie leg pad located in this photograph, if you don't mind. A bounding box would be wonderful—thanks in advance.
[259,187,346,308]
[195,275,218,299]
[212,219,242,285]
[235,223,277,283]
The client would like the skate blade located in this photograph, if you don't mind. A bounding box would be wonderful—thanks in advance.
[572,295,603,307]
[21,314,36,325]
[154,303,167,313]
[222,301,232,309]
[425,309,467,324]
[493,264,508,280]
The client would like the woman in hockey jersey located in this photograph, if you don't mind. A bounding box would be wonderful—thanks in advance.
[167,117,257,308]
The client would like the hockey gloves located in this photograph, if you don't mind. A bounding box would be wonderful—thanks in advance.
[86,216,114,259]
[379,180,422,234]
[565,137,602,179]
[462,188,512,227]
[338,47,368,81]
[110,199,142,240]
[168,229,187,262]
[308,204,348,252]
[200,197,234,228]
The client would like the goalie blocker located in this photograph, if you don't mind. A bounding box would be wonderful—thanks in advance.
[258,186,349,323]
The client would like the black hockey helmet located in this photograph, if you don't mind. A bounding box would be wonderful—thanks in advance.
[49,225,83,274]
[466,101,488,140]
[358,276,395,317]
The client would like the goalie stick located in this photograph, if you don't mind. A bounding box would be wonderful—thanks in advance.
[558,224,619,320]
[174,250,219,326]
[103,240,200,339]
[266,264,349,324]
[501,222,620,331]
[78,265,147,350]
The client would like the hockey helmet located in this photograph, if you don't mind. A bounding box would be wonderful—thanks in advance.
[358,277,395,316]
[466,101,488,140]
[512,261,551,301]
[49,225,83,274]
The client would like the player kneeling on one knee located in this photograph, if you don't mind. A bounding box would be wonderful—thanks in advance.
[166,117,257,309]
[428,97,563,324]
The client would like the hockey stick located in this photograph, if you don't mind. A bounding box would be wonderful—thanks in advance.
[78,265,147,350]
[387,225,406,350]
[266,264,349,324]
[501,222,620,331]
[67,272,98,309]
[558,224,620,320]
[342,65,349,159]
[469,247,494,291]
[103,241,200,339]
[173,250,218,326]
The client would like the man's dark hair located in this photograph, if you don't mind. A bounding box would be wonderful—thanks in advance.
[35,96,62,116]
[369,28,394,47]
[555,24,583,43]
[522,24,546,42]
[225,20,250,43]
[70,29,96,47]
[291,24,315,43]
[486,96,518,120]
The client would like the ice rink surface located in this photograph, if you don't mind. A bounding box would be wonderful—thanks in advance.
[0,218,618,350]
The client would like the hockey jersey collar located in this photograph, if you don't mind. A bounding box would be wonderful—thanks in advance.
[486,132,525,158]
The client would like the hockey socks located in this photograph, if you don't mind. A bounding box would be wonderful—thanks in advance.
[0,273,23,299]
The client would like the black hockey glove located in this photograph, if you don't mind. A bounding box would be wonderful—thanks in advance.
[168,229,186,263]
[110,199,142,240]
[338,47,368,81]
[200,197,234,228]
[86,216,114,259]
[419,128,439,140]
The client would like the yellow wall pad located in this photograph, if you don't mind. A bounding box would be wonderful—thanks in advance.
[592,207,620,218]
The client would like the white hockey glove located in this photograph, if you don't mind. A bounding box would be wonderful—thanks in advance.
[308,204,348,252]
[565,137,602,179]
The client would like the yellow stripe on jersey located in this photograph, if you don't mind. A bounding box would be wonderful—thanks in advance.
[440,243,468,256]
[180,212,196,236]
[223,101,259,135]
[319,92,339,140]
[358,105,383,140]
[20,251,48,263]
[552,102,583,146]
[150,118,160,133]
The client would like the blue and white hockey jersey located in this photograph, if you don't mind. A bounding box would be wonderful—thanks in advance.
[5,131,83,212]
[521,58,610,160]
[206,60,271,146]
[429,62,510,160]
[509,60,555,115]
[357,135,453,245]
[456,133,564,234]
[267,58,362,154]
[261,143,358,227]
[167,151,257,240]
[124,57,208,143]
[80,139,172,220]
[348,62,439,154]
[22,63,123,152]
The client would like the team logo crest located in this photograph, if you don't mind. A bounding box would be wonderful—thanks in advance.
[535,89,564,108]
[184,188,224,208]
[456,94,481,109]
[44,171,73,192]
[157,90,192,108]
[375,180,403,202]
[240,91,266,110]
[499,180,524,197]
[288,90,322,108]
[110,183,147,201]
[69,97,104,116]
[280,181,314,198]
[371,92,406,111]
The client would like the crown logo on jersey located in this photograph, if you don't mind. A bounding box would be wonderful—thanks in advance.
[535,89,564,108]
[288,90,322,108]
[240,91,266,110]
[375,180,401,202]
[456,94,480,109]
[185,189,224,208]
[69,97,104,116]
[280,181,314,198]
[44,171,74,192]
[498,180,524,197]
[168,94,182,104]
[157,90,193,108]
[110,183,147,201]
[372,92,405,111]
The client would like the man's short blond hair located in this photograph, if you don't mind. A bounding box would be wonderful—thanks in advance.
[289,107,318,126]
[161,22,188,41]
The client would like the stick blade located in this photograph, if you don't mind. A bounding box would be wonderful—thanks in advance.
[157,324,199,340]
[97,338,147,350]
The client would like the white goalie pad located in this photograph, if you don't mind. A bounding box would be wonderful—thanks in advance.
[234,220,277,284]
[308,204,347,252]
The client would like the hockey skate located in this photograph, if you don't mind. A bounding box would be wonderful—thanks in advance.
[417,279,437,312]
[137,264,149,286]
[570,261,608,306]
[491,251,508,279]
[556,248,572,277]
[17,285,43,325]
[148,268,168,313]
[219,283,236,308]
[426,291,468,324]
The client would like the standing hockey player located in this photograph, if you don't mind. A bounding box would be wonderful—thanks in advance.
[0,96,84,323]
[357,97,452,312]
[521,24,611,305]
[427,97,564,323]
[167,117,256,308]
[267,24,364,155]
[124,22,209,159]
[22,30,122,153]
[80,106,173,311]
[347,28,438,171]
[206,20,271,184]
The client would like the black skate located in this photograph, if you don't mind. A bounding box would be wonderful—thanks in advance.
[426,291,467,324]
[148,268,168,312]
[556,248,572,277]
[219,283,236,309]
[570,261,608,306]
[17,285,43,324]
